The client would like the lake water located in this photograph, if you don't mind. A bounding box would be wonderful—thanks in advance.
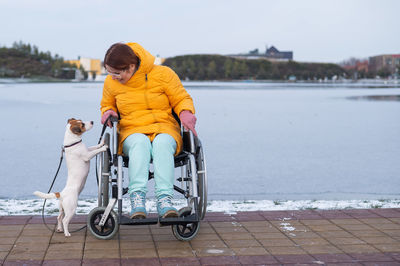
[0,81,399,202]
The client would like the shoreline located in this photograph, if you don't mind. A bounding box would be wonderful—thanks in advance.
[1,198,399,216]
[0,77,399,85]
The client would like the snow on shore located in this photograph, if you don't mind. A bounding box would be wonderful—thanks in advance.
[0,198,399,216]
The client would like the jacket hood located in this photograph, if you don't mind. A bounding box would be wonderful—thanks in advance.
[126,42,155,75]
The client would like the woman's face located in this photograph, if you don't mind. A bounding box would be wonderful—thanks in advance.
[105,64,136,84]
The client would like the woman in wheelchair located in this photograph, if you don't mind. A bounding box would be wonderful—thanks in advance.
[100,42,197,219]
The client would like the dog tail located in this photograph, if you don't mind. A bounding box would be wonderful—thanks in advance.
[33,191,60,199]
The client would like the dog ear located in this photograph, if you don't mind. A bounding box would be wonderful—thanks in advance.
[71,125,82,135]
[68,118,76,124]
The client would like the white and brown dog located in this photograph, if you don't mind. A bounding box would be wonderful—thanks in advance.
[34,118,107,237]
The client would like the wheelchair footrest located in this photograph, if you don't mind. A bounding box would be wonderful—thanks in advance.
[120,215,158,225]
[159,214,199,226]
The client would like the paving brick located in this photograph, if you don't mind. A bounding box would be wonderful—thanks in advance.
[313,253,357,263]
[301,244,343,254]
[292,237,329,246]
[339,224,376,231]
[342,209,381,218]
[330,219,364,225]
[160,257,200,266]
[373,244,400,253]
[84,241,119,250]
[44,250,83,260]
[253,232,289,240]
[219,232,255,240]
[266,246,307,255]
[189,239,227,248]
[336,244,380,253]
[155,240,191,249]
[351,230,387,237]
[199,255,240,265]
[83,258,121,265]
[328,237,366,245]
[121,257,160,266]
[194,247,235,257]
[120,248,158,259]
[259,238,296,247]
[237,254,278,264]
[369,209,400,218]
[157,247,195,258]
[83,248,120,259]
[224,239,261,248]
[315,210,352,219]
[349,252,396,262]
[231,246,268,255]
[259,211,293,221]
[6,250,46,261]
[120,241,155,250]
[274,254,316,264]
[360,236,399,244]
[3,260,42,265]
[42,259,82,266]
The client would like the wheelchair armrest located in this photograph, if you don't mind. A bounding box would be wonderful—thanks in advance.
[182,127,196,154]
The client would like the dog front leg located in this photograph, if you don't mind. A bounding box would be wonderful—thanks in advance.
[82,146,107,162]
[88,140,105,151]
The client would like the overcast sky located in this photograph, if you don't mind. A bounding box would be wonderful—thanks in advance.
[1,0,399,63]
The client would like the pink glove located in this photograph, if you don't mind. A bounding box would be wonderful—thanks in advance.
[101,109,118,127]
[180,110,197,136]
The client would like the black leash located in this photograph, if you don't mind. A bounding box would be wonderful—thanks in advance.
[41,147,65,231]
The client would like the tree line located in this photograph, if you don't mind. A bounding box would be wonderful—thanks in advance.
[0,41,83,79]
[164,54,347,81]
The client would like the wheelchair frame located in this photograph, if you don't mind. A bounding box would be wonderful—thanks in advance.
[87,117,207,241]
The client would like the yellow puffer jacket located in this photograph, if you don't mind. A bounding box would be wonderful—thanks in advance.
[100,42,195,155]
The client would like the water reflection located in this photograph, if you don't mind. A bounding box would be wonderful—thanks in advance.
[348,95,400,101]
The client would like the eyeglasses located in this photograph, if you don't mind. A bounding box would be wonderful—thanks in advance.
[106,68,126,78]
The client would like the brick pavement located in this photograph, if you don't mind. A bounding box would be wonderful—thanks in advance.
[1,209,400,265]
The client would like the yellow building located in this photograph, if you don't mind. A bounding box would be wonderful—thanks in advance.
[65,57,102,80]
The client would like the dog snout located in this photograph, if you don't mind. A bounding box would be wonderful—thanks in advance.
[90,121,94,125]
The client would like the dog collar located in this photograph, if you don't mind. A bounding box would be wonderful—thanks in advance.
[63,140,82,149]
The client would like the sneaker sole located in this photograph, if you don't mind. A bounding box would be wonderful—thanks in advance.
[162,210,178,218]
[130,212,146,219]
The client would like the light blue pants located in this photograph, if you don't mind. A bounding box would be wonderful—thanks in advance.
[122,133,177,198]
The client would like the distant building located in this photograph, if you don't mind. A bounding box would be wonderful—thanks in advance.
[368,54,400,74]
[65,57,102,80]
[265,46,293,60]
[230,45,293,61]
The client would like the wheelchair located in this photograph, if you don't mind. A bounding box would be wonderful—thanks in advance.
[87,116,207,241]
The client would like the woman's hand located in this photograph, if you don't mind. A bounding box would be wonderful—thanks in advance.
[180,110,198,136]
[101,109,118,127]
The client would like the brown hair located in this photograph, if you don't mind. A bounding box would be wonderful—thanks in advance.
[103,43,140,70]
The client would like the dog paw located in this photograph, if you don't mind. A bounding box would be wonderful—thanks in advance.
[64,232,71,237]
[56,228,64,233]
[103,145,108,150]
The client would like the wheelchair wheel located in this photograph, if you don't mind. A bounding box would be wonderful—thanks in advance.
[87,207,119,240]
[172,207,200,241]
[196,141,207,220]
[99,133,111,207]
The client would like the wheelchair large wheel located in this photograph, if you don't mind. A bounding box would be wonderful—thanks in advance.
[87,207,119,240]
[196,140,207,220]
[172,207,200,241]
[99,133,111,207]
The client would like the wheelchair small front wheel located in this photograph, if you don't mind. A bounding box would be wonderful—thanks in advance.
[172,207,200,241]
[87,207,119,240]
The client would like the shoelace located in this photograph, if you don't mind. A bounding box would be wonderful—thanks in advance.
[131,193,145,209]
[158,196,173,210]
